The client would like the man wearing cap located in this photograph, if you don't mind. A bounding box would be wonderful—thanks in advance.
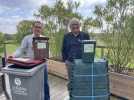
[62,18,90,99]
[13,21,50,100]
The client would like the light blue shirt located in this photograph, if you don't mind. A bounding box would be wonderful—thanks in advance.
[13,34,43,59]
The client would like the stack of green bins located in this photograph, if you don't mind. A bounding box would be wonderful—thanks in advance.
[70,59,110,100]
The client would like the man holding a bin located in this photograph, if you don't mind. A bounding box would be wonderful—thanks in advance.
[62,18,90,99]
[12,21,50,100]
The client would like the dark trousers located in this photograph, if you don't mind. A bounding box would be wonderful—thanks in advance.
[44,66,50,100]
[65,61,74,97]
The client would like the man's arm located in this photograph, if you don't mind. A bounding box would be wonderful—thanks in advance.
[13,36,28,58]
[62,35,68,62]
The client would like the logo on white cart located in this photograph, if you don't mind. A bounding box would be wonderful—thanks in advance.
[14,78,21,86]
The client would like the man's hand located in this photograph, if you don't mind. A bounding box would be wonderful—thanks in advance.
[8,55,14,59]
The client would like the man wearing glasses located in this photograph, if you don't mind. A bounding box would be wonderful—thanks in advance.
[62,18,90,99]
[13,21,50,100]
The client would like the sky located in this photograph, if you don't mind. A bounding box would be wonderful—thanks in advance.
[0,0,106,34]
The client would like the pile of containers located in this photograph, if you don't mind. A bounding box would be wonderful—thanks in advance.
[70,59,110,100]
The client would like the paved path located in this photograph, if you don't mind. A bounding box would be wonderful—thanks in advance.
[0,94,6,100]
[0,74,121,100]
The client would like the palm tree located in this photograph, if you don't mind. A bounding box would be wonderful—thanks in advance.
[36,0,82,58]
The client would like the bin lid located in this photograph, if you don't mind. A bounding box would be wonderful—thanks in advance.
[74,58,106,63]
[1,63,46,77]
[80,40,96,44]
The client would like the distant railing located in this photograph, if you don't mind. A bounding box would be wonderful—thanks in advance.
[96,45,107,58]
[0,41,134,73]
[0,41,108,59]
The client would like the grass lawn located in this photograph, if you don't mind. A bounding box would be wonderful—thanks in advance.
[128,63,134,68]
[95,48,102,58]
[6,44,19,54]
[0,44,19,56]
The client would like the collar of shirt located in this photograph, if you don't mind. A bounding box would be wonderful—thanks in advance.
[71,32,81,38]
[32,33,44,37]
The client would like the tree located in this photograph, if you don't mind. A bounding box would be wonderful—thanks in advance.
[126,16,134,64]
[0,32,4,53]
[16,20,33,43]
[93,0,134,72]
[0,32,4,42]
[36,0,82,58]
[82,17,102,33]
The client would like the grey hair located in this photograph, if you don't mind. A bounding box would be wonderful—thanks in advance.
[69,18,80,28]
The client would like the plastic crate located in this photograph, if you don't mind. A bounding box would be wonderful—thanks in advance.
[71,94,110,100]
[71,75,109,96]
[69,59,110,100]
[73,59,108,75]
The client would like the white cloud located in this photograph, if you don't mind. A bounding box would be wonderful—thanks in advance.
[0,6,11,14]
[0,9,4,14]
[0,0,50,9]
[31,0,48,7]
[83,0,106,5]
[61,0,106,17]
[0,15,34,34]
[0,18,17,34]
[0,0,50,34]
[0,0,107,34]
